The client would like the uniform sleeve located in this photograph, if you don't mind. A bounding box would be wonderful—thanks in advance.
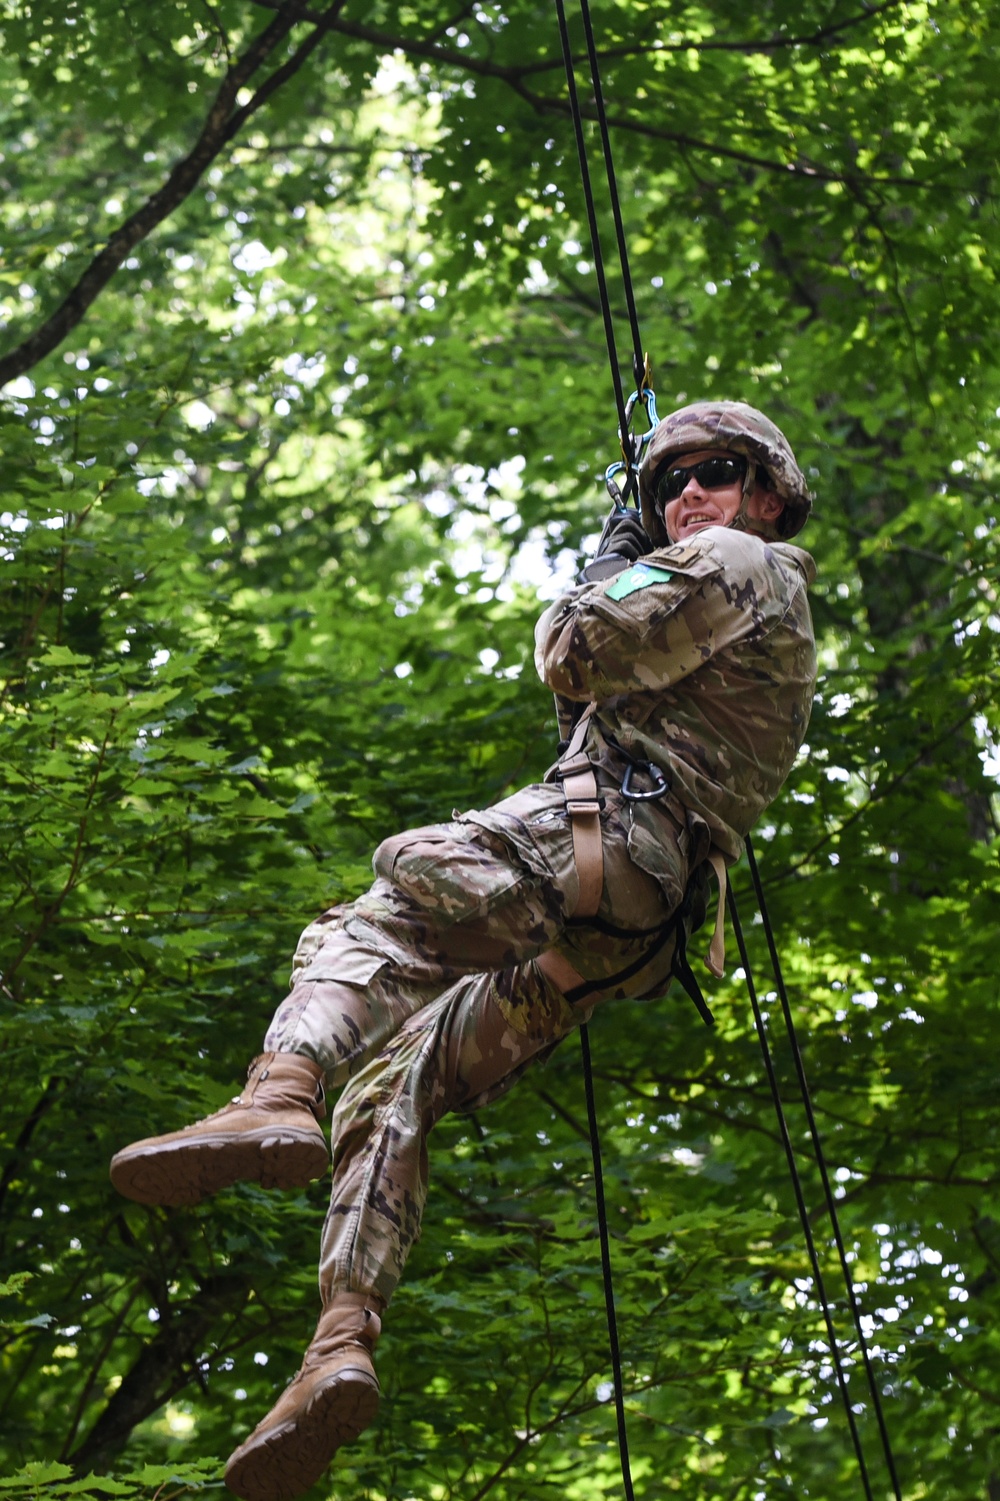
[534,532,762,702]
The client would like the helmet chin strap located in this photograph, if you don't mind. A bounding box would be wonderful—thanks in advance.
[732,458,783,541]
[727,458,757,534]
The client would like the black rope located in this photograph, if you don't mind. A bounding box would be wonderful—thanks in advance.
[579,1022,636,1501]
[553,0,628,434]
[553,0,642,502]
[726,882,876,1499]
[574,0,645,391]
[554,6,645,1489]
[744,835,903,1499]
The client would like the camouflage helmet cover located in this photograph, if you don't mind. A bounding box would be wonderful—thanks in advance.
[637,399,812,547]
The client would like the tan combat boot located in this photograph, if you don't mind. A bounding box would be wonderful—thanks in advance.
[109,1052,329,1207]
[224,1293,383,1501]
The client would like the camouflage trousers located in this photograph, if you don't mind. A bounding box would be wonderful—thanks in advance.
[263,777,693,1309]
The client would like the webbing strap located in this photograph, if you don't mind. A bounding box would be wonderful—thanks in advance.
[564,764,603,917]
[557,705,604,918]
[705,850,729,978]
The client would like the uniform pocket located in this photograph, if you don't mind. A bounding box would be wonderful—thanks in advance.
[373,822,525,924]
[457,784,573,884]
[624,802,690,913]
[301,931,389,986]
[590,548,723,645]
[291,907,348,976]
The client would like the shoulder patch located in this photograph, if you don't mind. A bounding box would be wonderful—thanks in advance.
[604,562,675,601]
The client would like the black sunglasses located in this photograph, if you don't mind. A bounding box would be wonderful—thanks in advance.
[653,454,748,507]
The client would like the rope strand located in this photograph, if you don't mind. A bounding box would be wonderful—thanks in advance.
[745,835,903,1499]
[553,0,642,503]
[553,0,629,433]
[574,0,646,388]
[579,1022,636,1501]
[556,8,642,1491]
[727,884,877,1501]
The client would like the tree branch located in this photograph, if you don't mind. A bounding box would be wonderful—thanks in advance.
[0,1077,64,1229]
[248,0,906,69]
[0,0,348,386]
[245,3,931,190]
[519,0,910,71]
[68,1273,252,1471]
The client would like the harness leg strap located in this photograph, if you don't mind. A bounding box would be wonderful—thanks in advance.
[563,764,604,918]
[556,705,604,920]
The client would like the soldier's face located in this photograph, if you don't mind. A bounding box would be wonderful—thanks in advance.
[661,448,784,541]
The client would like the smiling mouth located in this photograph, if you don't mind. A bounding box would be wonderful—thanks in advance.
[681,513,715,526]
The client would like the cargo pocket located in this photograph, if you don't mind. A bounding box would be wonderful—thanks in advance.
[373,823,525,925]
[625,801,690,913]
[302,931,390,986]
[291,907,348,977]
[458,784,573,885]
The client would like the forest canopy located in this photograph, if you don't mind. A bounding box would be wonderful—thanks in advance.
[1,1,998,1498]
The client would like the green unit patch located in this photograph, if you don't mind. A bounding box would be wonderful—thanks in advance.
[604,563,675,601]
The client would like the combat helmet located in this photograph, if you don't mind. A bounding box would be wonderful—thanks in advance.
[637,400,812,548]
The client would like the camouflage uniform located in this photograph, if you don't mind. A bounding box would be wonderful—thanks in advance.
[264,523,817,1310]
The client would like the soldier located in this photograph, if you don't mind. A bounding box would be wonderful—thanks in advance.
[110,400,817,1501]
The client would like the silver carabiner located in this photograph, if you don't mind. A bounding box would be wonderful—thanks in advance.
[621,761,670,802]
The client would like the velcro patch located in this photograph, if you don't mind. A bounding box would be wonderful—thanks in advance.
[604,562,675,601]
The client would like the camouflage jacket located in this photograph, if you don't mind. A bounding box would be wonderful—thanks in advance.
[533,525,817,863]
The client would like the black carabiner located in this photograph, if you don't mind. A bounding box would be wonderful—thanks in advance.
[621,761,669,802]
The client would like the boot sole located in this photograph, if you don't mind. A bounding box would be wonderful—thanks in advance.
[224,1367,380,1501]
[109,1128,329,1207]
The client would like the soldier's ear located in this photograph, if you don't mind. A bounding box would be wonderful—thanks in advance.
[754,489,784,524]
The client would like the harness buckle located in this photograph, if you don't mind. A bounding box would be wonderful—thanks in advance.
[564,797,602,817]
[556,751,594,780]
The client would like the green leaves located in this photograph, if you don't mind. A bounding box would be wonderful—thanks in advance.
[1,0,999,1496]
[0,1459,221,1501]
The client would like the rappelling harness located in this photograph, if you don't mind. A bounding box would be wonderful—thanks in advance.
[552,696,729,1027]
